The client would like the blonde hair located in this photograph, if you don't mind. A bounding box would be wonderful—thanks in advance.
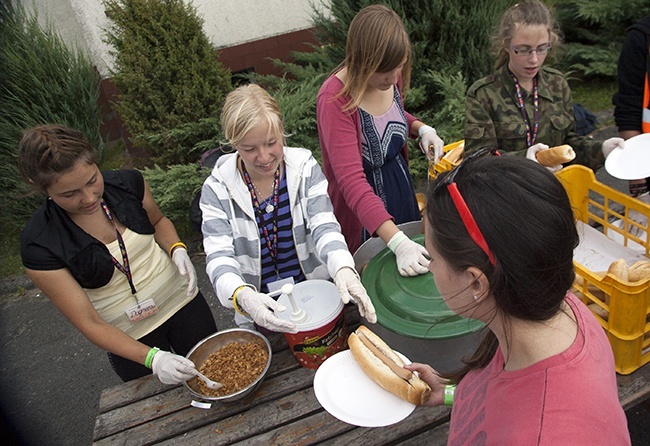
[492,0,562,70]
[339,4,412,111]
[220,84,286,148]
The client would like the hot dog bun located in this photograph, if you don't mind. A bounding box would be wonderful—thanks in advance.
[443,141,465,164]
[535,144,575,166]
[348,325,431,406]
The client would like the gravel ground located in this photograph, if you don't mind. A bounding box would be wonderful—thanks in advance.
[1,115,648,445]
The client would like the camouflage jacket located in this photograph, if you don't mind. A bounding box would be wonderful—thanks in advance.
[464,65,604,170]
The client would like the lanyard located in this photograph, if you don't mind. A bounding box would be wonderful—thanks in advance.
[101,199,139,300]
[241,161,281,277]
[510,73,539,147]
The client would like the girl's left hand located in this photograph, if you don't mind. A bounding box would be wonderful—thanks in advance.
[334,267,377,323]
[404,362,447,407]
[172,248,198,296]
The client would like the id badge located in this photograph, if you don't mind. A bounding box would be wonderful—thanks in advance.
[125,298,158,323]
[267,277,295,296]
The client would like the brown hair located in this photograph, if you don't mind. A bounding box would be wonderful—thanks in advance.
[220,84,286,148]
[492,0,562,70]
[17,124,99,193]
[339,4,412,111]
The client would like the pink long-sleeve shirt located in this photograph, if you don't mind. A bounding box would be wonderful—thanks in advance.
[316,73,418,253]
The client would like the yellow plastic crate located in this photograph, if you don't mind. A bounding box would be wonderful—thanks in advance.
[557,165,650,374]
[428,140,464,181]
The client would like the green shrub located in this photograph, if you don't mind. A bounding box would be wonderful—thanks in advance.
[140,164,210,237]
[248,0,512,186]
[103,0,231,166]
[554,0,650,79]
[0,2,102,239]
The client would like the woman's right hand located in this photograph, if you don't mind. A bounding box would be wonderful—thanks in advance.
[151,350,197,385]
[388,231,430,276]
[236,287,298,333]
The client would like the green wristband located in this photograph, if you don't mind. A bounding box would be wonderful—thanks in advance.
[443,384,456,406]
[144,347,160,369]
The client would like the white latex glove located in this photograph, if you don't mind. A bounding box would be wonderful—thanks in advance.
[602,137,625,159]
[387,231,430,277]
[526,143,562,173]
[237,287,298,333]
[628,193,650,238]
[418,125,444,163]
[151,350,197,385]
[172,248,198,296]
[333,267,377,323]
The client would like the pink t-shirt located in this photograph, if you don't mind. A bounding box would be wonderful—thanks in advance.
[448,292,630,445]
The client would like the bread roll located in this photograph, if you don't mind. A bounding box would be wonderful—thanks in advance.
[443,142,465,164]
[348,326,431,406]
[627,260,650,282]
[535,144,575,166]
[607,258,628,281]
[588,303,609,321]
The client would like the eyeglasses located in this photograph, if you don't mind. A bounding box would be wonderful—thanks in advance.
[433,147,500,266]
[510,44,552,58]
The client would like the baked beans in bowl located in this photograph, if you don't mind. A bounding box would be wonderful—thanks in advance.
[183,328,272,402]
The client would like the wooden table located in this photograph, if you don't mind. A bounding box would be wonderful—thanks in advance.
[92,308,650,445]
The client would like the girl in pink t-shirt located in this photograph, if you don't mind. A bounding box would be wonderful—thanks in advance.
[407,151,630,445]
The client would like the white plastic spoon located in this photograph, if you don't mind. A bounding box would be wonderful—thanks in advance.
[195,370,223,390]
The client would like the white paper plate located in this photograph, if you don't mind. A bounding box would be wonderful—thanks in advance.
[313,349,416,427]
[604,133,650,180]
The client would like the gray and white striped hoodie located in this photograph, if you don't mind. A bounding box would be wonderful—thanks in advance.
[200,146,355,327]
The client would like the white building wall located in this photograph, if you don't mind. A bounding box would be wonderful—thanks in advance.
[29,0,331,78]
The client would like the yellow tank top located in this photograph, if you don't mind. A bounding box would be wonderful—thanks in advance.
[85,228,196,339]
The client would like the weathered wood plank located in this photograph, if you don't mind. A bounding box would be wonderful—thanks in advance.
[395,423,450,446]
[317,406,450,446]
[155,388,352,446]
[231,409,357,446]
[97,374,170,413]
[94,347,300,441]
[93,366,315,445]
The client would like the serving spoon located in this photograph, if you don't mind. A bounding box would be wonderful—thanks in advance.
[194,370,223,390]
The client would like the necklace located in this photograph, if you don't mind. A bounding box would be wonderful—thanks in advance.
[241,161,281,214]
[510,72,539,147]
[252,183,275,213]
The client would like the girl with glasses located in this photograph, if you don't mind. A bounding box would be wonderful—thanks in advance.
[406,155,630,444]
[464,0,624,172]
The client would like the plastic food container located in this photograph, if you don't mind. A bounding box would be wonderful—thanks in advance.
[276,280,347,369]
[558,165,650,374]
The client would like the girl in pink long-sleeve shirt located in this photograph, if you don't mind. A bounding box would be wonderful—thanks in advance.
[316,4,444,277]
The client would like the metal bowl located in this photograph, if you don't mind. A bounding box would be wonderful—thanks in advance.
[183,328,272,402]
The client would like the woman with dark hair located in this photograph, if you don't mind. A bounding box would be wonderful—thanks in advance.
[18,124,217,384]
[406,154,630,443]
